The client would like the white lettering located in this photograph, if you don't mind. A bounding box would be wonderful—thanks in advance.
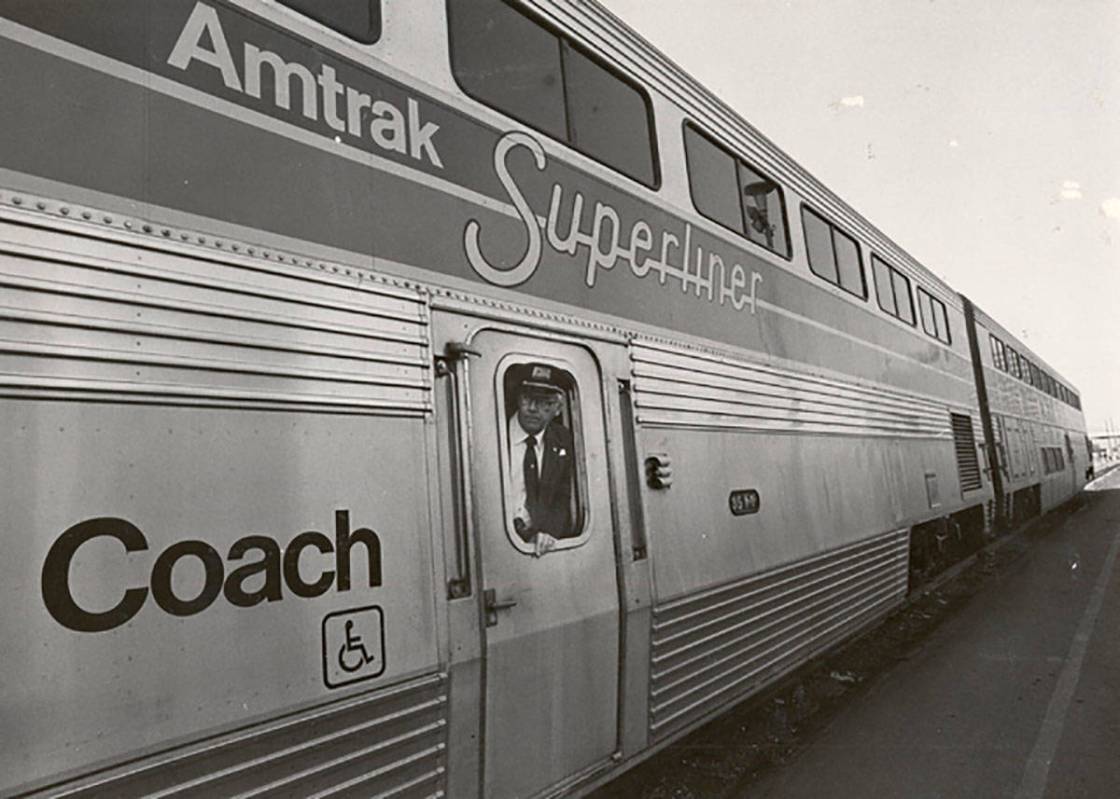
[466,130,766,314]
[546,185,584,256]
[243,43,317,119]
[369,100,406,154]
[465,132,545,287]
[346,87,371,137]
[586,202,621,287]
[167,2,242,91]
[408,98,443,169]
[318,65,346,132]
[628,220,653,277]
[167,3,443,166]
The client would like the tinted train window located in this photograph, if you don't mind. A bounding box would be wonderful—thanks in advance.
[685,126,741,231]
[448,0,566,140]
[803,209,837,283]
[989,334,1005,370]
[565,46,656,185]
[500,362,587,553]
[891,270,915,324]
[873,257,893,313]
[916,287,950,344]
[872,255,915,324]
[802,207,866,298]
[448,0,656,187]
[683,125,791,258]
[739,162,790,256]
[278,0,381,42]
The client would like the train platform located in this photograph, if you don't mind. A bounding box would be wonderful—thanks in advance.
[741,469,1120,799]
[594,471,1120,799]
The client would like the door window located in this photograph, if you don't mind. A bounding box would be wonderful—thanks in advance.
[497,360,588,553]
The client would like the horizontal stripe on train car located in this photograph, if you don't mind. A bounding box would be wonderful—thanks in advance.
[649,529,909,738]
[0,214,431,413]
[631,341,952,438]
[0,10,974,400]
[25,673,447,799]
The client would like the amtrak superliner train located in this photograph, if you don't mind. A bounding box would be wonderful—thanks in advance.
[0,1,1088,797]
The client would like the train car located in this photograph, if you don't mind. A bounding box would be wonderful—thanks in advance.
[962,298,1089,528]
[0,1,1086,797]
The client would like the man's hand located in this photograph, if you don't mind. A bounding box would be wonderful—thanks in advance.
[532,532,557,558]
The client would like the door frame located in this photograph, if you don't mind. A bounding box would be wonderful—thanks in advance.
[430,308,648,797]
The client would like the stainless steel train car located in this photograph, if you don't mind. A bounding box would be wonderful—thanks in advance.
[963,299,1089,527]
[0,1,1088,797]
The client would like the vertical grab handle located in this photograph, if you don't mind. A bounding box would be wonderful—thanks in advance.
[617,380,649,561]
[436,342,481,599]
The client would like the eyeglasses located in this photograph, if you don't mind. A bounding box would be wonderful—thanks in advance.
[518,394,561,409]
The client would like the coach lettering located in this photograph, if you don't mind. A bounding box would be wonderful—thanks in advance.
[41,518,150,634]
[41,510,382,632]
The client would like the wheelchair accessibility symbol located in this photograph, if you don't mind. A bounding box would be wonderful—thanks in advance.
[322,605,385,688]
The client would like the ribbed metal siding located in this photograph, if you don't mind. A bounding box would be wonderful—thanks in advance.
[32,674,448,799]
[0,213,430,414]
[631,340,950,438]
[950,412,983,491]
[649,530,909,739]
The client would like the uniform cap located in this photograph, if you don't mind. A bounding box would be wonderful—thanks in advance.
[515,363,564,396]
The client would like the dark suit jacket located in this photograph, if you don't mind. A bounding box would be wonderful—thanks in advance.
[522,422,575,540]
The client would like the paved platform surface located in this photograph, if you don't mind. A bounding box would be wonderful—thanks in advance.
[744,471,1120,799]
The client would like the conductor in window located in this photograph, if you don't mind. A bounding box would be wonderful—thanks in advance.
[507,364,575,557]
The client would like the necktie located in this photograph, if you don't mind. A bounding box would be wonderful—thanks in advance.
[523,435,540,512]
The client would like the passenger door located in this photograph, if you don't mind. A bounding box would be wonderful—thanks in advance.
[463,327,620,798]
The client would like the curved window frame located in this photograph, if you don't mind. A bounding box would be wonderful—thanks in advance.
[871,254,916,325]
[494,354,591,556]
[277,0,381,43]
[801,205,868,300]
[681,122,793,261]
[990,334,1006,371]
[446,0,660,189]
[916,286,952,345]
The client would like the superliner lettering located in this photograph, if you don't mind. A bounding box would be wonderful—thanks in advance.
[167,2,443,168]
[41,510,382,633]
[465,131,764,313]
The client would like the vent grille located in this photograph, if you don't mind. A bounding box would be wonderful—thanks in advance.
[950,412,982,491]
[649,529,909,739]
[0,215,430,415]
[34,675,448,799]
[630,340,950,438]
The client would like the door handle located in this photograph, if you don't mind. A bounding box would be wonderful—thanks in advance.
[484,588,518,627]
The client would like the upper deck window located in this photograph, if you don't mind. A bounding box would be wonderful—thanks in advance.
[278,0,381,43]
[802,207,866,299]
[990,334,1006,370]
[448,0,657,187]
[916,287,951,344]
[1006,347,1021,378]
[871,255,915,324]
[683,125,791,258]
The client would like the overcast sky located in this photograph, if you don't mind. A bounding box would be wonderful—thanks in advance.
[599,0,1120,434]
